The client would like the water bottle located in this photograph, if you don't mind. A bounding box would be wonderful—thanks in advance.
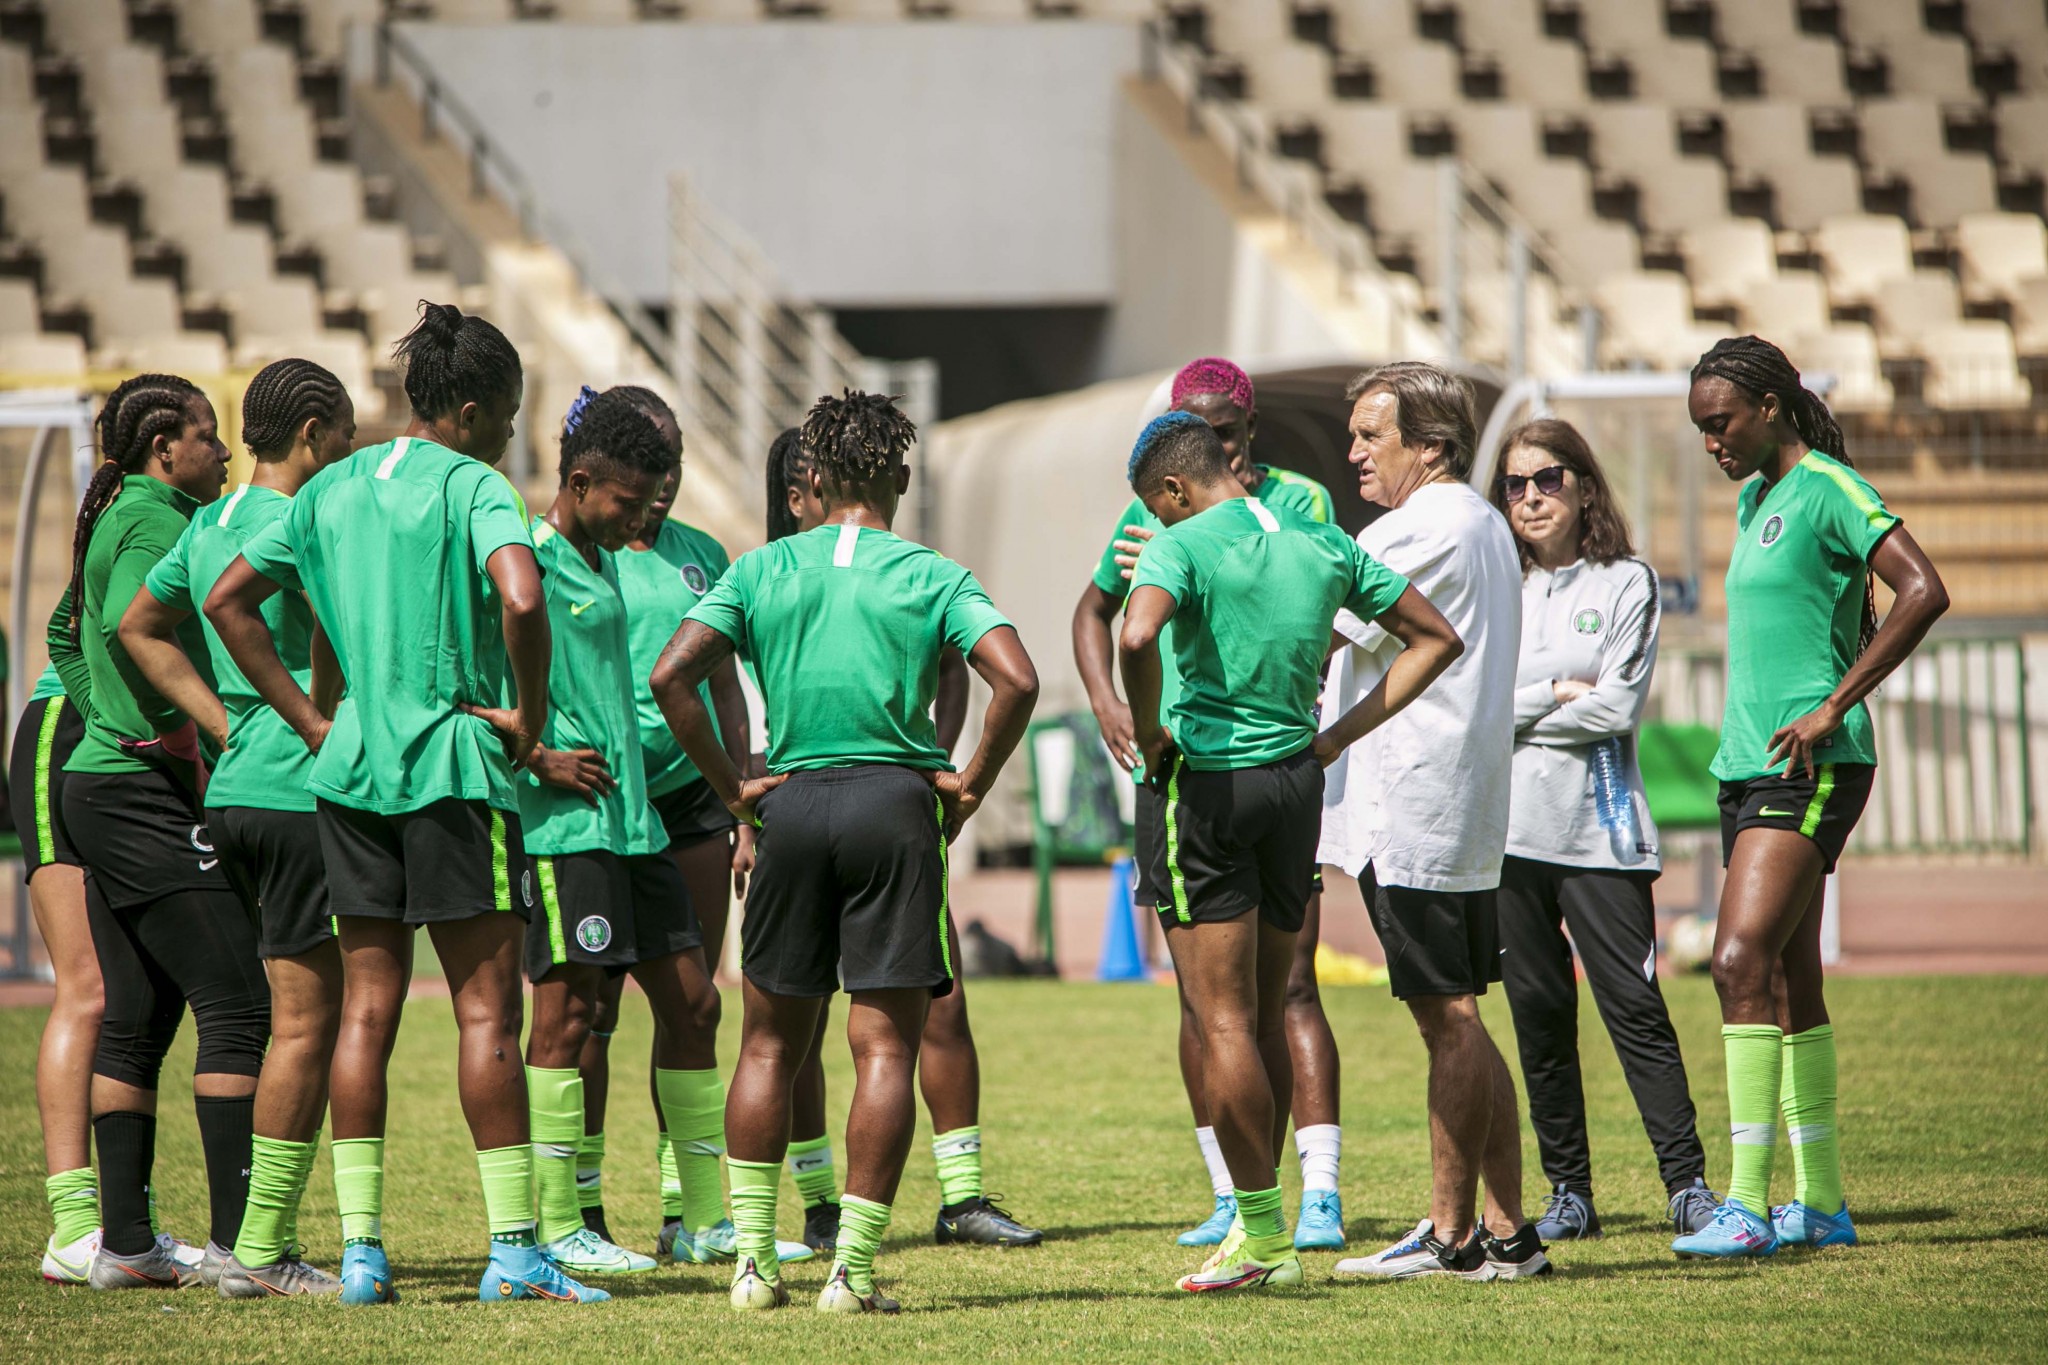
[1589,736,1644,865]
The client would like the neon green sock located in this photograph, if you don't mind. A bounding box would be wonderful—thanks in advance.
[726,1157,780,1271]
[1782,1024,1844,1215]
[280,1131,318,1253]
[233,1136,313,1267]
[477,1145,537,1247]
[657,1132,683,1220]
[656,1068,727,1236]
[932,1126,983,1208]
[833,1194,891,1296]
[1235,1185,1289,1259]
[45,1167,98,1246]
[787,1135,839,1207]
[333,1137,385,1247]
[1723,1024,1784,1215]
[576,1130,606,1212]
[525,1066,584,1245]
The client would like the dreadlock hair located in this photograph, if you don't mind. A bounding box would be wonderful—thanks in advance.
[1690,334,1874,656]
[391,300,521,421]
[765,426,811,543]
[1128,410,1229,493]
[798,389,916,492]
[557,389,673,487]
[68,374,206,638]
[241,357,346,459]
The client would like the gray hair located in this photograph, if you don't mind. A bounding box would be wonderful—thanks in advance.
[1345,361,1479,480]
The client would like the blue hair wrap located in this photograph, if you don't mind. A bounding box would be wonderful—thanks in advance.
[562,384,601,437]
[1128,409,1211,484]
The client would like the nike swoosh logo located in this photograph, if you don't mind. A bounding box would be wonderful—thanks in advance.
[199,858,219,871]
[515,1278,575,1301]
[1758,806,1796,818]
[569,600,596,616]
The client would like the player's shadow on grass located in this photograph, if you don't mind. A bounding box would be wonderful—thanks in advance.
[1854,1206,1954,1226]
[1040,1216,1188,1239]
[939,1285,1344,1309]
[1919,1223,2043,1244]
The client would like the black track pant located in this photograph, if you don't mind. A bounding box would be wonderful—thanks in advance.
[87,882,269,1089]
[1496,854,1705,1199]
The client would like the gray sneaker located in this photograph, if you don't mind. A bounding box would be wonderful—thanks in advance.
[218,1252,346,1299]
[1667,1178,1722,1236]
[198,1240,232,1287]
[89,1242,202,1290]
[1533,1185,1601,1240]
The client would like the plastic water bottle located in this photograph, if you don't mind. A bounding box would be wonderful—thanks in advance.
[1589,737,1644,865]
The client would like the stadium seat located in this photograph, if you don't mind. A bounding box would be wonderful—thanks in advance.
[1876,32,1979,100]
[1860,99,1999,221]
[1721,103,1866,231]
[1593,271,1723,370]
[1683,219,1777,310]
[0,42,34,107]
[1872,269,1962,354]
[554,0,643,18]
[1743,271,1832,339]
[1751,35,1850,102]
[2011,275,2048,355]
[0,112,43,173]
[429,0,519,20]
[181,0,268,51]
[234,332,385,420]
[178,225,284,295]
[1318,106,1412,176]
[0,279,37,337]
[1920,320,2033,409]
[1815,214,1914,306]
[227,278,326,340]
[301,0,382,59]
[88,280,187,343]
[1792,323,1893,411]
[78,45,171,115]
[1576,0,1719,105]
[5,167,94,237]
[119,333,233,376]
[1967,0,2048,89]
[1993,95,2048,180]
[43,0,130,54]
[1546,221,1642,283]
[0,334,90,376]
[137,167,238,244]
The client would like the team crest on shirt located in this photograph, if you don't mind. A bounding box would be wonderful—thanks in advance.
[1759,514,1785,546]
[576,916,612,952]
[1572,608,1603,635]
[680,563,709,595]
[189,825,218,872]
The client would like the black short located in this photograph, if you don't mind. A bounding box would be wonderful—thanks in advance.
[651,777,737,848]
[742,765,951,998]
[526,848,702,982]
[317,797,534,925]
[10,695,83,880]
[1145,749,1323,934]
[62,767,232,910]
[208,805,333,960]
[1131,782,1165,908]
[1360,861,1502,1000]
[1718,763,1875,875]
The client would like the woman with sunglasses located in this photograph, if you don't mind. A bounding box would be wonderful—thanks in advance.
[1486,419,1719,1245]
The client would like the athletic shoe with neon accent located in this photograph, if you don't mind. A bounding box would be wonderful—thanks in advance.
[729,1255,788,1311]
[675,1218,737,1264]
[1178,1194,1237,1247]
[1534,1185,1601,1240]
[1667,1178,1721,1235]
[1773,1201,1857,1249]
[816,1262,900,1314]
[1671,1200,1778,1259]
[803,1199,841,1254]
[478,1243,610,1303]
[1177,1225,1304,1293]
[1293,1190,1346,1250]
[540,1227,658,1275]
[935,1195,1044,1246]
[1332,1219,1494,1280]
[218,1252,346,1298]
[339,1243,399,1305]
[655,1218,684,1259]
[1479,1222,1554,1280]
[88,1242,202,1290]
[776,1239,816,1263]
[42,1228,101,1284]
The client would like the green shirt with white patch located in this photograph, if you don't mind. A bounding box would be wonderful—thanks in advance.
[616,518,732,797]
[1132,496,1407,770]
[1713,450,1900,781]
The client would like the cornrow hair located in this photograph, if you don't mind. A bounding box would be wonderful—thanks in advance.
[1128,409,1227,490]
[798,388,916,490]
[606,384,684,460]
[558,389,673,485]
[1692,334,1875,657]
[765,425,811,542]
[391,300,522,421]
[241,357,345,459]
[1171,356,1255,412]
[69,373,204,638]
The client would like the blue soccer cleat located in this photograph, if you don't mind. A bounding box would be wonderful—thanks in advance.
[1293,1190,1345,1251]
[1672,1200,1779,1260]
[478,1243,610,1303]
[1773,1201,1858,1249]
[1178,1195,1237,1247]
[339,1243,399,1305]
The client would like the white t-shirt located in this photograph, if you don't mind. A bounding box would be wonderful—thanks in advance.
[1316,480,1521,892]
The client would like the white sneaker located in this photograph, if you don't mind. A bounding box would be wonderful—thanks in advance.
[43,1228,102,1284]
[538,1227,658,1276]
[1333,1218,1494,1280]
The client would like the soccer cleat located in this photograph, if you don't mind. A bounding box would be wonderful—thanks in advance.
[1671,1200,1779,1259]
[1534,1185,1602,1240]
[804,1199,842,1255]
[1293,1190,1346,1251]
[1178,1194,1238,1247]
[217,1252,346,1299]
[1667,1178,1721,1236]
[42,1228,102,1284]
[675,1218,737,1264]
[816,1262,900,1314]
[478,1243,610,1303]
[158,1232,205,1269]
[1772,1201,1858,1249]
[935,1195,1044,1247]
[1177,1225,1304,1293]
[655,1218,684,1260]
[198,1240,232,1288]
[1480,1222,1554,1279]
[776,1239,816,1264]
[540,1227,658,1275]
[729,1255,788,1311]
[1332,1219,1494,1280]
[339,1243,400,1305]
[88,1241,203,1290]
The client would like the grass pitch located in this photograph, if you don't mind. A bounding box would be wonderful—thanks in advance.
[1,974,2044,1362]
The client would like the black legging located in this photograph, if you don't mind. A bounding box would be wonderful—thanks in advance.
[86,882,269,1088]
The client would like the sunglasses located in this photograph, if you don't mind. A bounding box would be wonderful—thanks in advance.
[1502,465,1568,503]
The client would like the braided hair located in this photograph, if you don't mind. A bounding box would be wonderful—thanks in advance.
[1691,334,1874,657]
[797,389,916,492]
[241,357,346,459]
[765,426,811,542]
[557,389,672,485]
[67,374,205,638]
[391,300,521,421]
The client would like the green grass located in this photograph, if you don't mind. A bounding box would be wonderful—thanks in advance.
[2,975,2045,1361]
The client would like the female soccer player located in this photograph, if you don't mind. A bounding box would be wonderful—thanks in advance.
[46,374,269,1291]
[205,303,601,1305]
[1483,418,1719,1242]
[121,358,358,1297]
[652,390,1039,1314]
[1117,411,1459,1293]
[1673,336,1947,1259]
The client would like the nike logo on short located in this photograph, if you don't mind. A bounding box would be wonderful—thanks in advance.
[1758,806,1796,818]
[570,600,596,616]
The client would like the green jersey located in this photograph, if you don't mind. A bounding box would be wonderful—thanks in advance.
[1713,450,1900,781]
[1250,463,1335,524]
[616,518,732,797]
[1132,496,1407,770]
[30,663,64,703]
[239,435,535,815]
[517,520,666,856]
[143,483,316,812]
[685,523,1009,774]
[48,474,211,774]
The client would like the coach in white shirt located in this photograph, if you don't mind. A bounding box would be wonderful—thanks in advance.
[1319,363,1545,1280]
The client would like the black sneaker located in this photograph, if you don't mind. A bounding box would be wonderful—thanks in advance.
[803,1199,842,1255]
[1480,1222,1554,1279]
[580,1204,615,1244]
[934,1195,1044,1247]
